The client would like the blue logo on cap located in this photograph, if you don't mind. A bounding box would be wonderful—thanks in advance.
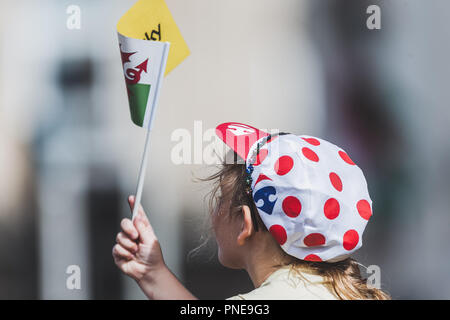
[254,186,277,215]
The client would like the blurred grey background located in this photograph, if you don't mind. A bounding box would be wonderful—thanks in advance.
[0,0,449,299]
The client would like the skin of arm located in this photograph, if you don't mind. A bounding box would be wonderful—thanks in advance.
[138,265,197,300]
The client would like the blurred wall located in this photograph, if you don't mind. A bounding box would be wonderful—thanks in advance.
[310,0,450,299]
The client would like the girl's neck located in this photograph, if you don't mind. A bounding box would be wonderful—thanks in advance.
[245,262,284,288]
[243,238,294,288]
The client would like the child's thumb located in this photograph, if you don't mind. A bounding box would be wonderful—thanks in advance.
[136,207,151,227]
[134,214,156,245]
[128,196,156,244]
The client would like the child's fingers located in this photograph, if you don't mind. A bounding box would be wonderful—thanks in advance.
[127,195,157,245]
[128,196,153,231]
[135,207,152,229]
[112,244,134,260]
[134,215,157,245]
[116,232,138,253]
[128,195,156,237]
[120,218,138,240]
[128,195,146,218]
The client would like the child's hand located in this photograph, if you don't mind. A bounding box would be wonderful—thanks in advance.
[113,196,165,282]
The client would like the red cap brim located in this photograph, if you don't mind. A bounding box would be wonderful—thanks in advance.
[216,122,269,160]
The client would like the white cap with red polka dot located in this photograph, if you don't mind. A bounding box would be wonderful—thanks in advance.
[216,122,373,262]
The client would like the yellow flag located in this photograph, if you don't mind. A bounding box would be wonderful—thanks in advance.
[118,0,190,75]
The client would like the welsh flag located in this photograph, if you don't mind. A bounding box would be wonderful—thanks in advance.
[118,35,169,127]
[117,0,190,128]
[117,0,190,219]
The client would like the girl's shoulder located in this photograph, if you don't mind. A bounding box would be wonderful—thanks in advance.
[226,266,339,300]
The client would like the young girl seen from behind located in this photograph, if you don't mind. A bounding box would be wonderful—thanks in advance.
[112,122,390,300]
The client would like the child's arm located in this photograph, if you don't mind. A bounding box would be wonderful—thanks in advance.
[113,196,197,300]
[137,264,197,300]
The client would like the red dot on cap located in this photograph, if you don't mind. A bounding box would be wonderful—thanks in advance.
[324,198,340,220]
[357,200,372,220]
[302,137,320,146]
[269,225,287,245]
[302,147,319,162]
[253,149,268,166]
[339,151,355,165]
[304,254,322,262]
[304,233,326,247]
[274,156,294,175]
[329,172,343,192]
[282,196,302,218]
[343,230,359,251]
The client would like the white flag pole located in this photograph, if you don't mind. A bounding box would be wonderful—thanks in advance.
[132,42,170,220]
[132,127,151,219]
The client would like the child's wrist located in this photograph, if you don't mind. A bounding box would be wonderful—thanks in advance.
[137,264,196,300]
[136,264,169,297]
[139,263,167,282]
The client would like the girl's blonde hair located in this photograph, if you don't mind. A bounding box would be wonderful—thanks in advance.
[199,160,390,300]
